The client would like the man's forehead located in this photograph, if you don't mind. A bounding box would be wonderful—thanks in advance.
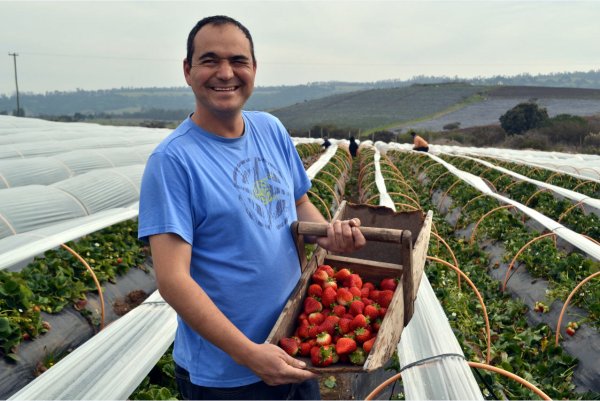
[194,23,250,49]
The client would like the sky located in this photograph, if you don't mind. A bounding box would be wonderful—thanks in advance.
[1,0,599,96]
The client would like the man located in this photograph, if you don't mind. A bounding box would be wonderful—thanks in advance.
[138,15,365,400]
[411,131,429,152]
[321,136,331,149]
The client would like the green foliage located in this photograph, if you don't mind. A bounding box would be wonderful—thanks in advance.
[499,102,549,135]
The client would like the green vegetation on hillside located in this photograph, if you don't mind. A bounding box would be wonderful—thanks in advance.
[272,83,488,133]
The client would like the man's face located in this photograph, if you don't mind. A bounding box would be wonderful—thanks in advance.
[184,23,256,119]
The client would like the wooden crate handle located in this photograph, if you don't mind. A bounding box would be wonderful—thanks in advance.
[294,221,410,244]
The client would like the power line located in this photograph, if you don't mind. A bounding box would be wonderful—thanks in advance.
[8,52,22,116]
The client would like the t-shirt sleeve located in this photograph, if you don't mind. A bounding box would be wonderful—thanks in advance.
[138,151,194,244]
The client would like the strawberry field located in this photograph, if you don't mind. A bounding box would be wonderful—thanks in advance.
[1,126,600,399]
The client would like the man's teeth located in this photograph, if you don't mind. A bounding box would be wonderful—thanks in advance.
[213,87,236,91]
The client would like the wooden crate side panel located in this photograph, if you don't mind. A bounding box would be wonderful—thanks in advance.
[364,285,405,371]
[410,210,433,303]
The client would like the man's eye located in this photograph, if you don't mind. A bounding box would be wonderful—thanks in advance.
[201,59,218,65]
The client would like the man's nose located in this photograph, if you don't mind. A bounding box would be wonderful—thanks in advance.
[215,60,234,80]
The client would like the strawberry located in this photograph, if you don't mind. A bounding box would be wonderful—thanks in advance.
[297,312,308,322]
[337,317,353,334]
[308,284,323,297]
[351,314,368,330]
[363,282,376,291]
[349,347,366,365]
[380,277,398,291]
[364,304,380,320]
[318,264,335,277]
[334,268,352,282]
[378,290,394,308]
[372,318,382,332]
[333,304,347,317]
[363,336,376,353]
[296,321,310,339]
[362,297,373,306]
[279,337,299,356]
[304,297,323,314]
[336,288,353,306]
[360,286,371,298]
[318,315,339,335]
[369,290,380,303]
[311,269,329,286]
[349,286,362,298]
[354,326,372,343]
[311,345,336,367]
[308,312,325,325]
[316,331,332,346]
[335,337,357,355]
[349,300,365,316]
[344,273,363,289]
[308,324,320,338]
[566,327,576,336]
[299,342,312,356]
[379,307,387,318]
[322,277,338,291]
[321,287,337,309]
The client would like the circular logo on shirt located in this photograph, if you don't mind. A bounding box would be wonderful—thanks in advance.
[233,157,291,230]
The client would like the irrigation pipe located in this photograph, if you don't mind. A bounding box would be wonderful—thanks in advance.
[555,271,600,346]
[428,171,452,197]
[365,362,551,400]
[60,243,106,330]
[430,231,461,289]
[307,190,331,220]
[438,179,463,210]
[557,200,586,223]
[311,178,340,206]
[502,232,557,292]
[469,205,517,245]
[427,255,491,365]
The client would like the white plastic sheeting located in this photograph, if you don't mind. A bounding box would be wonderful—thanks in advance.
[370,144,483,399]
[424,152,600,262]
[9,291,177,401]
[0,166,143,241]
[0,145,155,189]
[306,143,338,180]
[433,144,600,182]
[0,204,138,271]
[451,154,600,214]
[398,277,483,400]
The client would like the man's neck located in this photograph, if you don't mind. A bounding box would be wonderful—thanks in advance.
[191,109,245,138]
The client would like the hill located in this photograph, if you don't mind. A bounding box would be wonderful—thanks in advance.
[271,82,488,133]
[3,69,600,119]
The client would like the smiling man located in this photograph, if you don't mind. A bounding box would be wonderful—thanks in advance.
[138,15,365,400]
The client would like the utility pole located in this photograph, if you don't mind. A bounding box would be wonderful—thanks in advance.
[8,52,21,116]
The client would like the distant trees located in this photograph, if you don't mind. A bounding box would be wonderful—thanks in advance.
[499,102,549,135]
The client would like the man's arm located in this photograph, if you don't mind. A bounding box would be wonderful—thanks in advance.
[149,233,317,385]
[295,194,366,253]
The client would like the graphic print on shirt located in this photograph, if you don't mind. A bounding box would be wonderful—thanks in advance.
[233,157,291,230]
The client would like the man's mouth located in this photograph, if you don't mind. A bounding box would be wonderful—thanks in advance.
[211,86,238,92]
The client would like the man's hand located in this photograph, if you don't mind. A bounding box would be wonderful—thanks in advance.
[240,342,318,385]
[315,218,366,253]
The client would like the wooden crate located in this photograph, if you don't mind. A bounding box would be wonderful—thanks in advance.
[266,202,433,373]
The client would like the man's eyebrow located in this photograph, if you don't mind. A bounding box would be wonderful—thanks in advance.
[198,52,250,61]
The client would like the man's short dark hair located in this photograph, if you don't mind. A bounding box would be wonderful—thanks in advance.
[410,131,416,137]
[186,15,256,67]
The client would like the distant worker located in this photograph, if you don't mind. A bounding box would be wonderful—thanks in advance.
[322,136,331,149]
[348,136,358,158]
[411,132,429,152]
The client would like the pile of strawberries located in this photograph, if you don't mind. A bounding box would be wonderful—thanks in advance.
[278,264,398,367]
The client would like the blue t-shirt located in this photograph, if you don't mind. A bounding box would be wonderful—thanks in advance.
[138,111,311,387]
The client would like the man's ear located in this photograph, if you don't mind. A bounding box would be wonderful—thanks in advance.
[183,59,192,86]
